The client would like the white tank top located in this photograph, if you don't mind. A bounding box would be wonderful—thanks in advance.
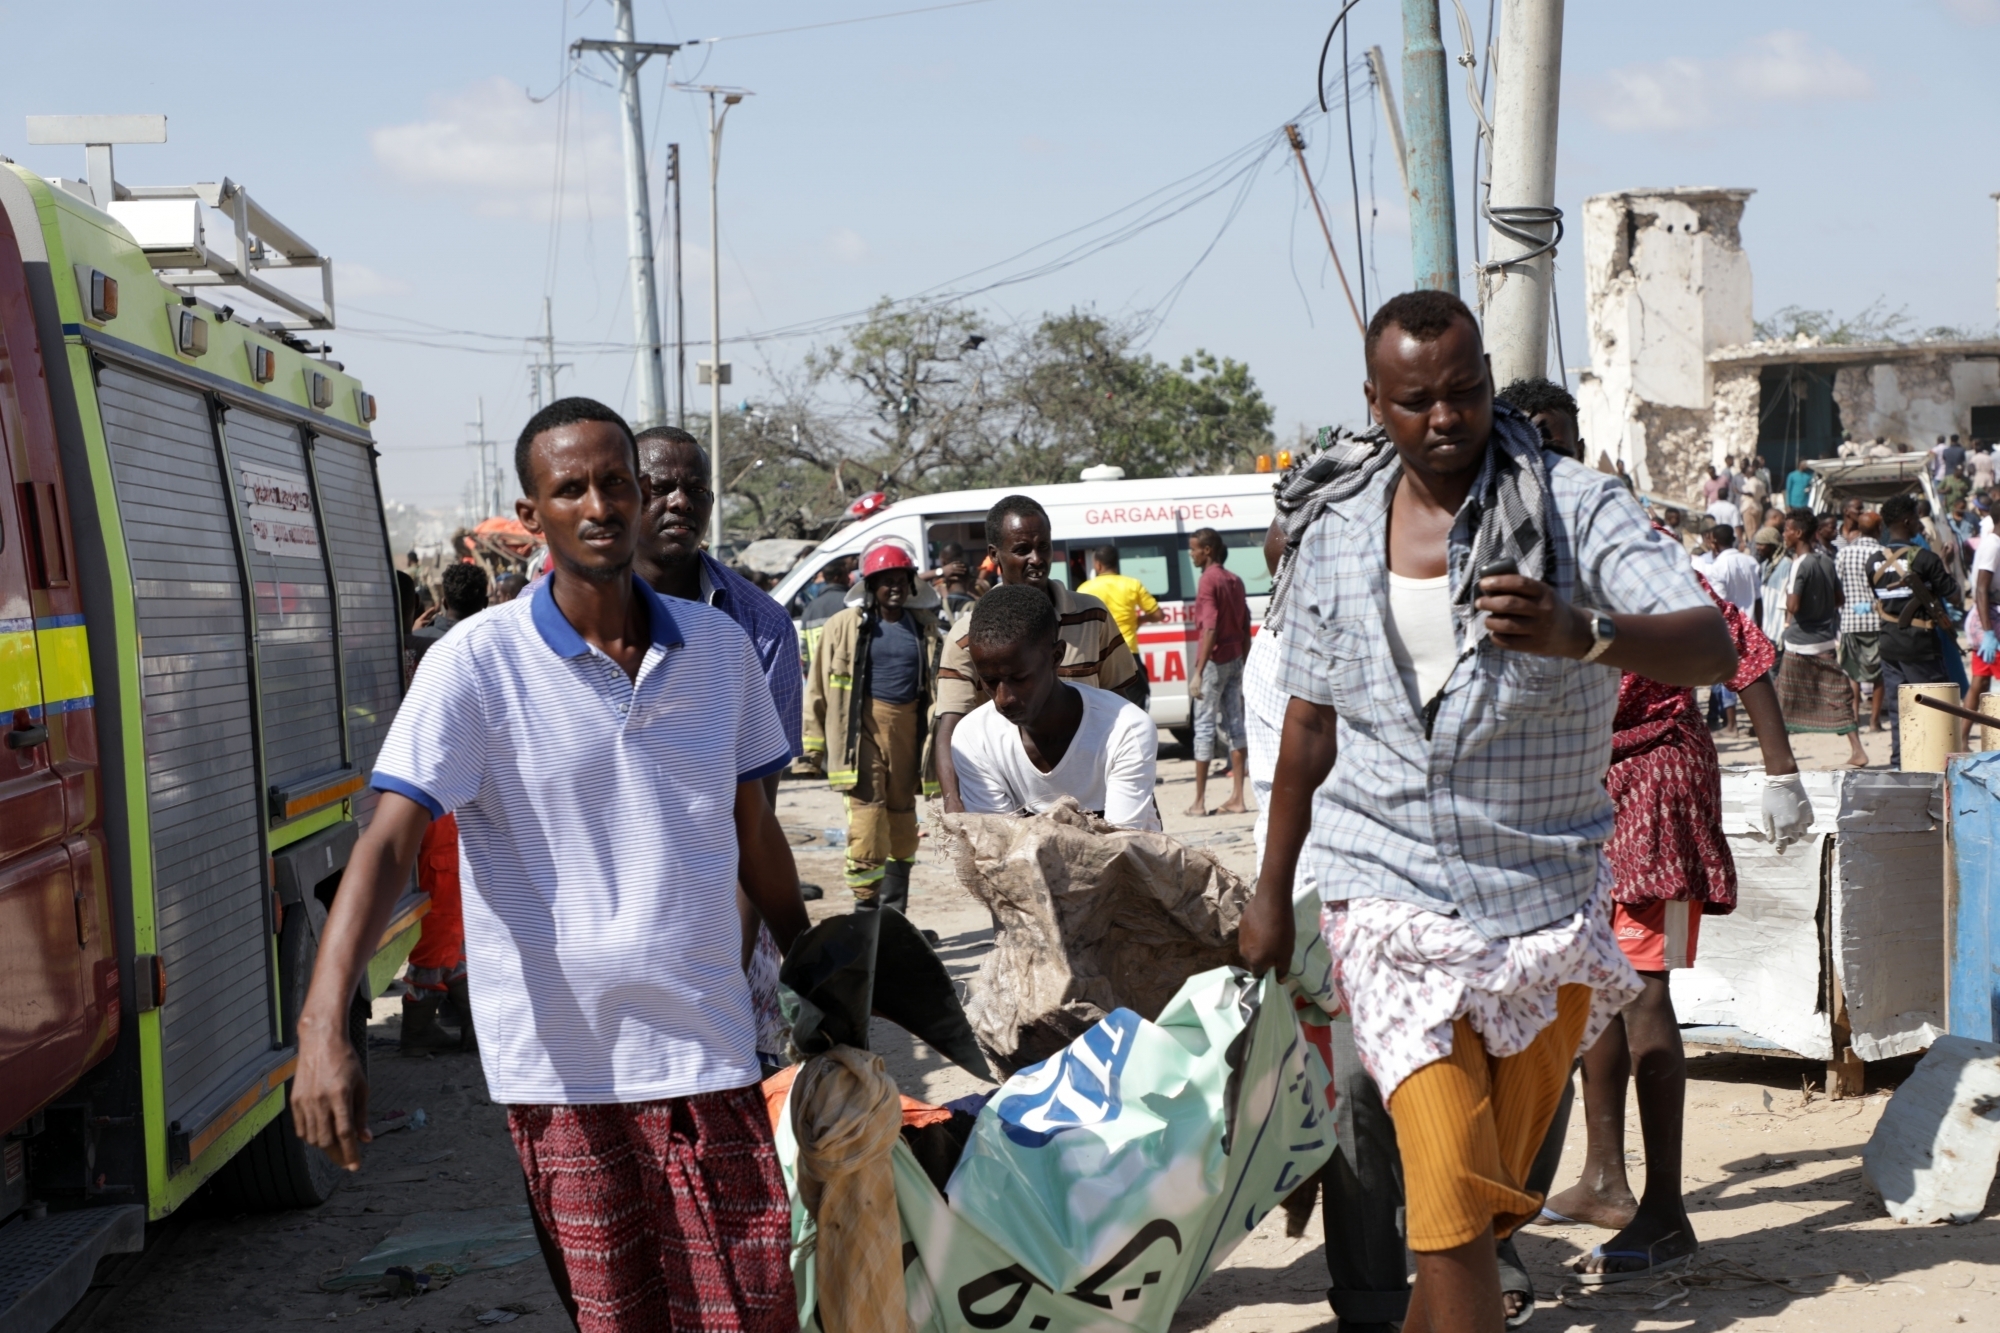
[1384,572,1457,713]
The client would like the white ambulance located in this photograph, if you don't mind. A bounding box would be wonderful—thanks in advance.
[770,472,1279,738]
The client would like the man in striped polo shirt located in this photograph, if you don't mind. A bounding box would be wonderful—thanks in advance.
[293,397,807,1333]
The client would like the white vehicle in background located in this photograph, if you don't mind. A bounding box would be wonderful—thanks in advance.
[769,473,1279,737]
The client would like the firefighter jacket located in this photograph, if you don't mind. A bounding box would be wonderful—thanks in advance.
[804,601,943,795]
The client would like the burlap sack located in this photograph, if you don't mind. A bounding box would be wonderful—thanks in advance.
[937,797,1250,1073]
[790,1046,908,1333]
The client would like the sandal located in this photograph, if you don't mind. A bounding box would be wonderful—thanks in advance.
[1495,1236,1536,1327]
[1572,1240,1696,1287]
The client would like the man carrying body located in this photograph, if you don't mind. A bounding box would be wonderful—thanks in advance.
[1077,543,1165,711]
[1186,527,1251,816]
[292,398,807,1333]
[934,495,1138,810]
[1241,292,1735,1333]
[1869,494,1962,768]
[950,584,1160,831]
[804,540,942,912]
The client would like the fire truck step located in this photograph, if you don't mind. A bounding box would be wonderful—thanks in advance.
[0,1205,144,1333]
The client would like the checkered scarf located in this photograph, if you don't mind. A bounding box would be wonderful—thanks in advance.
[1264,401,1554,635]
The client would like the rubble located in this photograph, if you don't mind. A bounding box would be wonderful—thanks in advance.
[1860,1034,2000,1224]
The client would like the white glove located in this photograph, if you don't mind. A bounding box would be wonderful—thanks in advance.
[1757,772,1813,851]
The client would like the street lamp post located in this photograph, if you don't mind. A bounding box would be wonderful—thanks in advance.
[704,88,747,553]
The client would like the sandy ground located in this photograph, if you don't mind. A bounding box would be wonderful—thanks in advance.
[66,727,1996,1333]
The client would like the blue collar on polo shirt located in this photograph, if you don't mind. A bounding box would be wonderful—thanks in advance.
[530,570,685,658]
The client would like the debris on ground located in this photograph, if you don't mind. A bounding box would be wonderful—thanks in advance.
[1861,1033,2000,1224]
[320,1206,541,1291]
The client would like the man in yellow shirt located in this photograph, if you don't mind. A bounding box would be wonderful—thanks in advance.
[1077,544,1163,710]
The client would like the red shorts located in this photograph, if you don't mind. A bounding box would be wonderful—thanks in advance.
[1611,899,1701,972]
[1973,648,1999,680]
[509,1085,798,1333]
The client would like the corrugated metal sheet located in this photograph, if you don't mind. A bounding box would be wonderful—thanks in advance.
[1947,753,2000,1041]
[220,408,344,790]
[1671,769,1944,1064]
[311,434,400,828]
[96,365,274,1125]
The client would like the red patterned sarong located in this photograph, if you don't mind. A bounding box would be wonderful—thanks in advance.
[508,1084,798,1333]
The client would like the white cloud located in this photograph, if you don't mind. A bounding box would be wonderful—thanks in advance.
[1942,0,2000,23]
[824,227,869,264]
[1587,31,1873,133]
[369,77,621,218]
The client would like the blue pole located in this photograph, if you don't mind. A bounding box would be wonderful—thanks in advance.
[1401,0,1459,294]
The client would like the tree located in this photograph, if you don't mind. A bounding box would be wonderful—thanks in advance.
[708,299,1276,542]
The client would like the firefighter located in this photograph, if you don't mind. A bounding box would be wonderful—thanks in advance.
[804,540,942,914]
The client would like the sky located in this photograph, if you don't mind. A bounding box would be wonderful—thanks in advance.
[3,0,1996,509]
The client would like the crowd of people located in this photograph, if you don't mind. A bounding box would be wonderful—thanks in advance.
[276,286,1996,1333]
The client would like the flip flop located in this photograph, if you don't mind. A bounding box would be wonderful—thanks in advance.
[1535,1206,1577,1226]
[1495,1236,1536,1328]
[1572,1244,1696,1287]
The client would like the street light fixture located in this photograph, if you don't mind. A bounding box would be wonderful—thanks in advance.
[674,82,753,552]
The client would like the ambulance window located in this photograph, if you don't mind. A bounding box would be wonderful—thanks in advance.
[1175,529,1274,598]
[1115,539,1174,598]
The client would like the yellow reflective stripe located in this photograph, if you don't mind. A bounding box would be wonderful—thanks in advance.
[0,623,39,713]
[828,672,853,690]
[922,780,941,797]
[803,737,827,753]
[827,769,858,787]
[36,619,92,710]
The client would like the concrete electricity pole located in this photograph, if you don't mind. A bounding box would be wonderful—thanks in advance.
[1992,193,2000,318]
[699,88,750,553]
[1481,0,1566,385]
[1401,0,1459,294]
[531,296,571,412]
[573,4,678,429]
[669,143,687,428]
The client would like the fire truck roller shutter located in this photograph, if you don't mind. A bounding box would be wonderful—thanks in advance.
[308,433,401,829]
[97,365,276,1131]
[221,409,346,798]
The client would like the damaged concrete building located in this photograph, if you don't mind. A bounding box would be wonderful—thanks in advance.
[1576,187,2000,504]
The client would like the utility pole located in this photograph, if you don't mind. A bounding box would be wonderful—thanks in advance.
[700,88,750,552]
[1401,0,1459,294]
[573,5,677,429]
[1992,192,2000,318]
[530,296,571,412]
[1283,125,1366,338]
[1366,46,1410,199]
[468,399,499,517]
[1481,0,1565,385]
[669,143,687,428]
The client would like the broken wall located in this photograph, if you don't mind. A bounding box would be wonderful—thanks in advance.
[1577,188,1755,502]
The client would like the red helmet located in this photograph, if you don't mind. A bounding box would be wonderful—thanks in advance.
[860,541,917,579]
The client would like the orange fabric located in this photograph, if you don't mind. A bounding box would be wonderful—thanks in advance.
[1612,899,1701,971]
[759,1064,953,1133]
[407,812,465,974]
[1386,984,1593,1251]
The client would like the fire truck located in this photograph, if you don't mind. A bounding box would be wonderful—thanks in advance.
[0,116,419,1329]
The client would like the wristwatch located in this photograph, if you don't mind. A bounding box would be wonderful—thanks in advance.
[1581,611,1618,663]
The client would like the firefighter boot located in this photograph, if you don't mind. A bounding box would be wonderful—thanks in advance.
[879,859,911,914]
[445,974,479,1054]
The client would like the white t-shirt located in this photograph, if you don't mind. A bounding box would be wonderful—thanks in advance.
[951,685,1161,830]
[1706,498,1742,530]
[1704,547,1762,615]
[1384,572,1457,714]
[1972,535,2000,633]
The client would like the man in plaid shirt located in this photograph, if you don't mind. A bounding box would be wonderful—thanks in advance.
[1241,291,1736,1333]
[1835,510,1885,732]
